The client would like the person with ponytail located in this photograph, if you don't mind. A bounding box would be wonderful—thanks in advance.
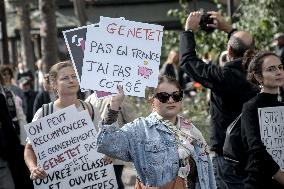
[241,50,284,188]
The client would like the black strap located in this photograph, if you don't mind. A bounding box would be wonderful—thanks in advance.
[79,100,94,121]
[42,102,54,117]
[88,102,95,121]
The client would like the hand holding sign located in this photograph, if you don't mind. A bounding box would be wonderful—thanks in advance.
[30,167,47,180]
[110,86,125,111]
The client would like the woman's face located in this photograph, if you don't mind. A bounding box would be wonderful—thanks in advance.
[152,81,182,120]
[54,66,79,97]
[261,55,284,90]
[1,71,11,83]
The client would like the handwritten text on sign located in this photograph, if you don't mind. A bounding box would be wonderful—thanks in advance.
[258,106,284,171]
[24,106,98,173]
[34,155,117,189]
[81,17,163,96]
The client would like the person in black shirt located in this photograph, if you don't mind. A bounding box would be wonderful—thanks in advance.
[241,50,284,188]
[180,11,258,188]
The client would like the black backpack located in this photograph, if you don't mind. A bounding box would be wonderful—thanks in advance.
[42,100,95,121]
[223,114,247,171]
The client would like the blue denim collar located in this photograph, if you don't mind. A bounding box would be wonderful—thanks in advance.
[145,112,173,134]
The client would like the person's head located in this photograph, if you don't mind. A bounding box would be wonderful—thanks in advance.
[18,77,32,92]
[0,66,14,84]
[17,62,26,71]
[227,31,254,60]
[148,75,183,122]
[166,50,179,65]
[273,33,284,46]
[43,74,51,91]
[247,50,284,93]
[49,61,79,98]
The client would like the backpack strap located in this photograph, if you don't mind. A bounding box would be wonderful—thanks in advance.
[42,102,54,117]
[79,100,94,121]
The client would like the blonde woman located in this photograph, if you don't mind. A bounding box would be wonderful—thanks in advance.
[24,61,101,180]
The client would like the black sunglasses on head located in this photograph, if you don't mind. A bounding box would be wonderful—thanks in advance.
[154,91,183,103]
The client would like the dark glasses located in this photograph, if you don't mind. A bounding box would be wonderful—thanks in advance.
[154,91,183,103]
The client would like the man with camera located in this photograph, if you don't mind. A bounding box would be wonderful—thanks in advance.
[179,11,257,189]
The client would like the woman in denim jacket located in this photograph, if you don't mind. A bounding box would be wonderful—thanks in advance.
[97,75,216,189]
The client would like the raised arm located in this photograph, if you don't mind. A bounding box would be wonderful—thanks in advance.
[180,11,226,90]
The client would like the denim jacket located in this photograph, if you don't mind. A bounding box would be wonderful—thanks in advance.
[97,113,216,188]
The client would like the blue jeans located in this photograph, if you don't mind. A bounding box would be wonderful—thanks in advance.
[0,157,15,189]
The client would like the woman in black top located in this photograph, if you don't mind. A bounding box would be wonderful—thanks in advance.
[241,50,284,188]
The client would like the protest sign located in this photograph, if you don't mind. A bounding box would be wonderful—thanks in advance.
[25,105,117,189]
[63,24,98,83]
[81,17,163,97]
[258,106,284,171]
[24,106,99,173]
[33,153,117,189]
[63,22,118,98]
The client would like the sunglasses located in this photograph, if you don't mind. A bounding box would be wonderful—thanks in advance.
[154,91,183,103]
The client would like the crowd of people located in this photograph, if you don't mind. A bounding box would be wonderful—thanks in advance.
[1,10,284,189]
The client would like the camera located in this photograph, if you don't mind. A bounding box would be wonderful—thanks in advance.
[199,14,215,33]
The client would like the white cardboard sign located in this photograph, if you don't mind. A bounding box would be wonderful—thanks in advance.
[258,106,284,171]
[81,17,163,97]
[24,105,117,189]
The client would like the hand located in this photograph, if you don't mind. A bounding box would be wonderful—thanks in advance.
[29,166,47,180]
[185,11,201,32]
[207,11,233,33]
[110,85,125,111]
[103,155,113,164]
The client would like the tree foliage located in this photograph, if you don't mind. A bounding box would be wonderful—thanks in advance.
[233,0,284,49]
[163,0,284,59]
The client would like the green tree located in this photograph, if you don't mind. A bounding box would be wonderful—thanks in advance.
[164,0,284,57]
[233,0,284,49]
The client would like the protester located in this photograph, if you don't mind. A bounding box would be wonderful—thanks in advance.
[16,62,34,88]
[0,66,26,110]
[0,93,33,189]
[160,50,180,79]
[33,74,56,114]
[97,75,216,188]
[241,51,284,188]
[24,61,101,180]
[86,94,137,189]
[34,59,45,92]
[160,49,194,97]
[179,11,258,188]
[18,77,37,123]
[0,71,28,146]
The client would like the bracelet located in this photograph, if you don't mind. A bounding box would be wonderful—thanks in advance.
[228,28,237,39]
